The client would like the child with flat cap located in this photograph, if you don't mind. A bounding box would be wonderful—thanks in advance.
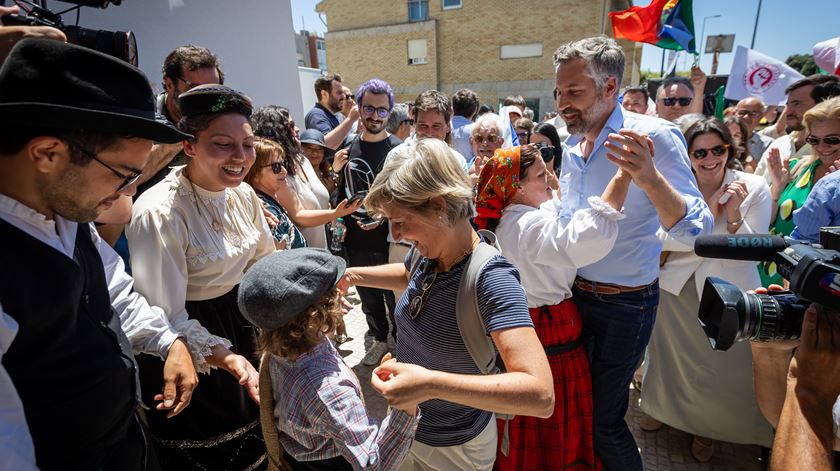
[238,248,420,471]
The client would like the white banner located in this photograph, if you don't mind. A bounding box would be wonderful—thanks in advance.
[813,37,840,75]
[724,46,805,106]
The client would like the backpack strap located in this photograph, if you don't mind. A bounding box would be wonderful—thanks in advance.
[455,231,502,375]
[258,353,292,471]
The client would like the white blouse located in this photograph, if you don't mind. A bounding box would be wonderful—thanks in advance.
[659,169,773,297]
[127,167,276,372]
[495,196,625,308]
[289,155,331,249]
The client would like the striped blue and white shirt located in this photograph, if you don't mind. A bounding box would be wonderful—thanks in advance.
[396,254,533,447]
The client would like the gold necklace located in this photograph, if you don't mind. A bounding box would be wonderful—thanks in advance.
[436,232,480,272]
[186,173,224,233]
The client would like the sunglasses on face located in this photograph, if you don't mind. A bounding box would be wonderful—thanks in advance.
[361,105,390,118]
[690,144,730,159]
[662,97,692,107]
[67,141,141,192]
[516,131,531,143]
[262,162,285,174]
[805,135,840,146]
[474,135,500,145]
[409,259,437,320]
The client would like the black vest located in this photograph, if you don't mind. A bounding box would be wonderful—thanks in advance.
[0,218,141,471]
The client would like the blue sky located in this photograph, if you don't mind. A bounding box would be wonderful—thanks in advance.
[291,0,839,75]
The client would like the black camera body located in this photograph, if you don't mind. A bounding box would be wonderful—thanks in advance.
[694,230,840,350]
[1,2,136,66]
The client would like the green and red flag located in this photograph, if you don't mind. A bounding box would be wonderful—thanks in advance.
[609,0,696,53]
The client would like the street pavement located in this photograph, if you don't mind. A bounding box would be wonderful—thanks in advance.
[338,290,767,470]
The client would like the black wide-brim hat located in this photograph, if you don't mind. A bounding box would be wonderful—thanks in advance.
[0,38,190,143]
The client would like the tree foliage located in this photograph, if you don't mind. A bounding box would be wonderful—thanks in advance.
[786,54,819,76]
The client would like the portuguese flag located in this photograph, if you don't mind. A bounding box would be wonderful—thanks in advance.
[609,0,696,53]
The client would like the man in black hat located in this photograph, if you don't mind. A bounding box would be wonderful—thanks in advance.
[0,38,198,471]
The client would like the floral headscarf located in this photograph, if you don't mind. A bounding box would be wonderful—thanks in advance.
[474,146,521,229]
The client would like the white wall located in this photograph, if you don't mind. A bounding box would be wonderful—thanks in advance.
[298,66,321,117]
[51,0,304,123]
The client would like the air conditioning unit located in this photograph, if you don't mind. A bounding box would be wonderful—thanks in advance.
[408,57,428,65]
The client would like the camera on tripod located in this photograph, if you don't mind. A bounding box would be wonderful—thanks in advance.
[693,228,840,351]
[1,1,136,65]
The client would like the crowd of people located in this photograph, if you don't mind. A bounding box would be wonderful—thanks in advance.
[2,8,840,471]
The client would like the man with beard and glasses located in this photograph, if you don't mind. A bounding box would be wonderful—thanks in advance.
[754,74,840,184]
[337,79,402,367]
[553,37,712,471]
[306,73,359,160]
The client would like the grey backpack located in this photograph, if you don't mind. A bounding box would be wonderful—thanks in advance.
[407,229,515,455]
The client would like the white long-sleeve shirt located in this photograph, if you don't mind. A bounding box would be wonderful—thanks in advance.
[495,196,625,308]
[0,193,182,471]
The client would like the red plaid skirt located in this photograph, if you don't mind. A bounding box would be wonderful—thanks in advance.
[495,300,600,471]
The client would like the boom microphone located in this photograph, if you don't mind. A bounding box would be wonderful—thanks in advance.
[693,234,791,261]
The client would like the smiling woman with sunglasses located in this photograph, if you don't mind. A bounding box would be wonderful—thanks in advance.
[126,85,277,470]
[339,139,554,470]
[762,96,840,286]
[640,116,774,462]
[244,137,307,250]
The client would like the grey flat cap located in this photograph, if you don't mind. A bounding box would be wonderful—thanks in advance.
[238,248,346,330]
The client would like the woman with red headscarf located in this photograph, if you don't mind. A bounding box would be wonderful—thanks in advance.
[475,145,631,471]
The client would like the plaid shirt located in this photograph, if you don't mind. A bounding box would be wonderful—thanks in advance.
[269,339,420,469]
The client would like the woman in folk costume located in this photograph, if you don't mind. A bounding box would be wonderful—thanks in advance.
[474,145,631,471]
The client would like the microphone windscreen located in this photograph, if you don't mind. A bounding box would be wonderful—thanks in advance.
[694,234,788,261]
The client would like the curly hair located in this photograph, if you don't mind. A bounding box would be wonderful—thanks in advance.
[251,105,300,177]
[257,287,345,362]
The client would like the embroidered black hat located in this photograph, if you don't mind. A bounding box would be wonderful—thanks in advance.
[0,38,190,143]
[178,84,253,119]
[238,248,346,330]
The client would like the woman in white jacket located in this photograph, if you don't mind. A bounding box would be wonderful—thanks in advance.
[474,144,631,471]
[640,117,774,462]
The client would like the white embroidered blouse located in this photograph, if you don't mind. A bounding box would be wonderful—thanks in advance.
[495,196,625,308]
[126,167,276,372]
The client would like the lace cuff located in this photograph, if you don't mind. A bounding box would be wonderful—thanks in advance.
[175,317,233,374]
[587,196,626,221]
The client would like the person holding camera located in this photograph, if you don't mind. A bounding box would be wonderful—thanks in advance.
[639,117,774,461]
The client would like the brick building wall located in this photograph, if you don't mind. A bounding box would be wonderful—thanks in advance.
[316,0,639,115]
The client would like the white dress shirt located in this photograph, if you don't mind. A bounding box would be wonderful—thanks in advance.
[0,192,183,471]
[658,170,773,297]
[495,196,625,308]
[127,168,275,373]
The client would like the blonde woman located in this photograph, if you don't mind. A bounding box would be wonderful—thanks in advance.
[762,96,840,285]
[340,140,554,470]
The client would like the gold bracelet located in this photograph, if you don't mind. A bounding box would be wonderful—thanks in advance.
[727,218,745,226]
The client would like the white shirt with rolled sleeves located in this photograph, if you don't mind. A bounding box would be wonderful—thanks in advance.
[0,193,183,471]
[559,104,713,286]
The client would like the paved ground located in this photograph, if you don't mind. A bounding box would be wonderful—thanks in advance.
[338,290,768,470]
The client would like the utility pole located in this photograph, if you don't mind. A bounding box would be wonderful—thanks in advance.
[750,0,763,49]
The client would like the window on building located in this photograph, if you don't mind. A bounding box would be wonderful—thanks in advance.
[408,0,428,22]
[442,0,461,9]
[500,43,544,60]
[407,39,428,65]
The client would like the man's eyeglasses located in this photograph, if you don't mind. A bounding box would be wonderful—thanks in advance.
[173,76,201,89]
[473,134,500,145]
[67,141,141,192]
[736,109,762,118]
[690,144,730,159]
[805,135,840,146]
[408,259,437,320]
[262,162,285,174]
[661,97,692,107]
[361,105,390,118]
[516,131,531,144]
